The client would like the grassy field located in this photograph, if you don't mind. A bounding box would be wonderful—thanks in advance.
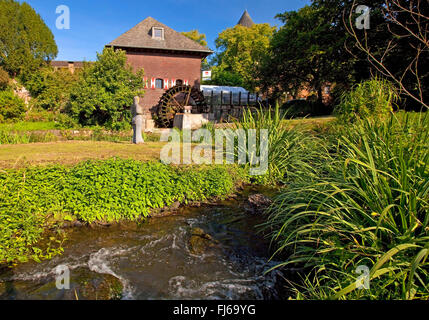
[0,116,335,169]
[0,140,166,169]
[282,115,335,126]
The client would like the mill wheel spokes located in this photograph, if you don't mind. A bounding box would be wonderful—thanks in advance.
[157,85,207,128]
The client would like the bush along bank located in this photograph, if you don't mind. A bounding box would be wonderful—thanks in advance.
[0,159,250,266]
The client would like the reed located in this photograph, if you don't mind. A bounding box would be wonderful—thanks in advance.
[262,112,429,299]
[227,104,328,185]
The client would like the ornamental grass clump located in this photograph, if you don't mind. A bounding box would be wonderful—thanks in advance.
[335,77,399,123]
[227,104,328,185]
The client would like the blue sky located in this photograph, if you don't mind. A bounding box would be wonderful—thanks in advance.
[23,0,310,61]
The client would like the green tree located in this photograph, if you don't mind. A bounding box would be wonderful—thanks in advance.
[0,0,58,76]
[203,68,244,87]
[181,30,211,71]
[25,67,80,112]
[181,30,208,47]
[67,48,144,130]
[339,0,429,109]
[261,0,418,107]
[259,5,358,103]
[214,23,275,90]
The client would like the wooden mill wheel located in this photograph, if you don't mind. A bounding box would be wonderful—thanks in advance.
[157,85,207,128]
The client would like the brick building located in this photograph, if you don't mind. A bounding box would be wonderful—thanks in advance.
[51,61,85,74]
[106,17,212,119]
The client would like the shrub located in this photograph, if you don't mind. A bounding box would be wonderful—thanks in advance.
[334,78,399,123]
[23,67,79,112]
[282,99,332,118]
[54,113,79,129]
[0,90,26,122]
[262,112,429,300]
[24,108,56,122]
[67,48,144,130]
[0,67,10,90]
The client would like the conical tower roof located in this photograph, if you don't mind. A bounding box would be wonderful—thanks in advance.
[237,10,254,28]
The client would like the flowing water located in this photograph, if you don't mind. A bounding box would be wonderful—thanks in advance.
[0,187,286,300]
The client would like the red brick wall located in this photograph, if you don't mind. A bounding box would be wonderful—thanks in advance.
[126,51,202,114]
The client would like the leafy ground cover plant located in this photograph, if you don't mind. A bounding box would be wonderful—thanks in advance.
[0,159,248,265]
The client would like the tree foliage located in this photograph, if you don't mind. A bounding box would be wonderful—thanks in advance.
[181,29,210,70]
[0,66,9,90]
[261,0,427,110]
[259,3,366,102]
[67,48,144,130]
[202,68,244,87]
[214,24,275,90]
[0,0,58,76]
[0,90,26,122]
[343,0,429,109]
[181,30,208,47]
[24,67,80,112]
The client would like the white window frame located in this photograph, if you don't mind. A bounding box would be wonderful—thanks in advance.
[152,27,164,40]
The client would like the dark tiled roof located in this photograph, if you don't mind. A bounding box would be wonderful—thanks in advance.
[237,10,254,28]
[72,62,85,68]
[107,17,213,55]
[51,61,86,67]
[51,61,69,67]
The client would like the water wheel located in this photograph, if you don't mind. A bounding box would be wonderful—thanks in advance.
[157,85,207,128]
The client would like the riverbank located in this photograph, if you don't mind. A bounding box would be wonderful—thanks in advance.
[0,186,284,300]
[0,158,251,266]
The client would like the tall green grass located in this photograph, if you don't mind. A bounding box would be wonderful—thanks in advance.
[0,121,59,132]
[262,112,429,299]
[334,78,400,123]
[226,105,328,185]
[0,130,60,144]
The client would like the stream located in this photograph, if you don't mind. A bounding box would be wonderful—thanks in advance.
[0,187,286,300]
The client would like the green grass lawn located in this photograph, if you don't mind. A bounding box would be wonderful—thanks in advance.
[0,140,166,169]
[0,116,337,169]
[282,115,336,128]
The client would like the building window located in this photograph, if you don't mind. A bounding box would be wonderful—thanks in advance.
[155,78,164,89]
[324,85,331,94]
[152,27,164,40]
